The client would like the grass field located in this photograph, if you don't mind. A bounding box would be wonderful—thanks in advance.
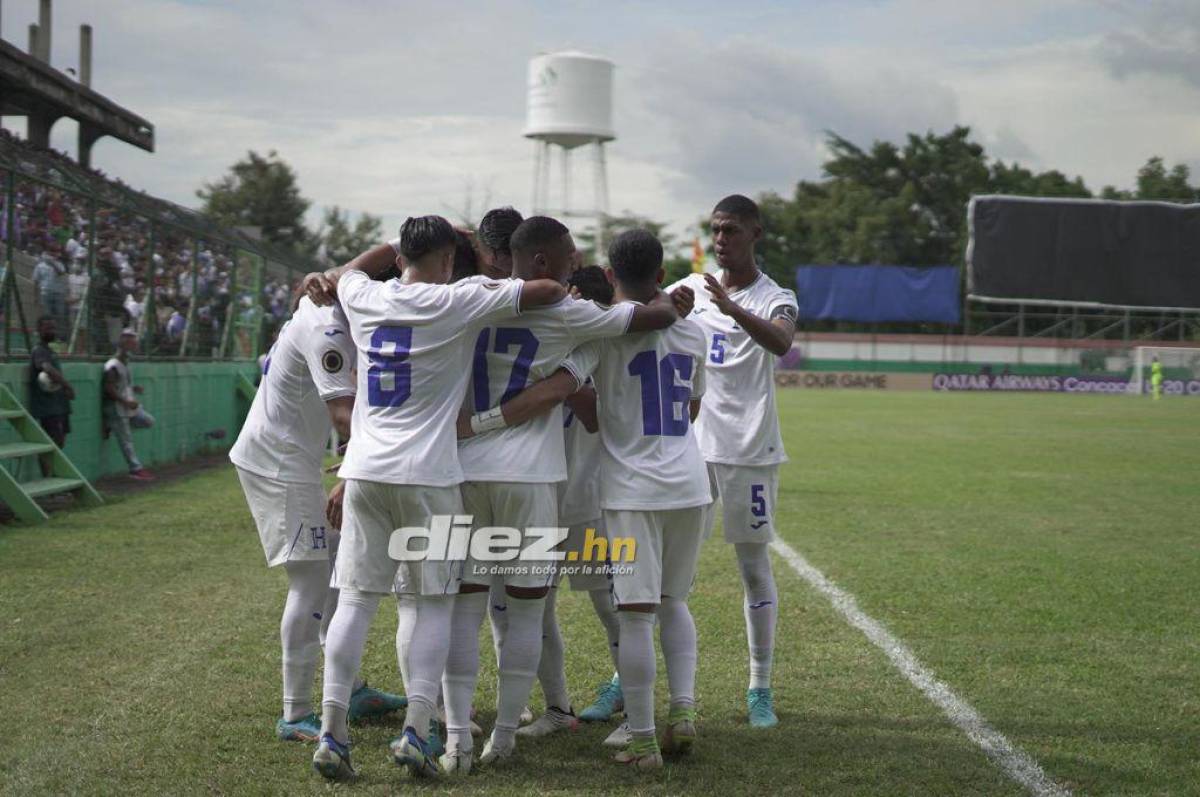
[1,391,1197,795]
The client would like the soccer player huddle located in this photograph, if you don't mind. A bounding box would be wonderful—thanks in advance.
[228,194,799,780]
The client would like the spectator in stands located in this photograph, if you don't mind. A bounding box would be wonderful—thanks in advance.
[124,286,147,335]
[29,316,75,477]
[167,302,187,343]
[102,329,155,481]
[32,246,68,330]
[66,261,89,339]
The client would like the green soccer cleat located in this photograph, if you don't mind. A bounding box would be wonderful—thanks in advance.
[312,734,356,781]
[347,682,407,721]
[390,726,441,778]
[579,675,624,722]
[613,735,662,770]
[276,712,321,742]
[661,705,697,755]
[747,687,778,729]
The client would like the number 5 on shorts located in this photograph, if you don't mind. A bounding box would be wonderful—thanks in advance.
[750,484,766,518]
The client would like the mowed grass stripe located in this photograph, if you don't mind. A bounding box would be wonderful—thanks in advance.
[1,458,1019,795]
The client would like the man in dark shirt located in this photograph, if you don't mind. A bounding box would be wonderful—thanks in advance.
[30,315,75,476]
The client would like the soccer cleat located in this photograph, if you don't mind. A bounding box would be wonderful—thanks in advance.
[603,721,632,748]
[312,734,356,781]
[276,712,321,742]
[613,736,663,770]
[661,705,697,755]
[438,745,473,776]
[520,705,534,724]
[580,676,624,722]
[390,726,440,778]
[477,737,516,768]
[427,718,446,758]
[747,687,779,729]
[516,706,579,737]
[129,469,155,481]
[347,682,407,721]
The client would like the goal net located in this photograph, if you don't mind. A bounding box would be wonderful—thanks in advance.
[1130,346,1200,395]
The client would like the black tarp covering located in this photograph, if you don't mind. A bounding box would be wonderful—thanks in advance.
[967,195,1200,309]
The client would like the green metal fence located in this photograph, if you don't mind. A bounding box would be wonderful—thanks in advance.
[0,134,315,363]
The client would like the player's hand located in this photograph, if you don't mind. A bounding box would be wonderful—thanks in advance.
[133,385,145,394]
[456,407,474,440]
[569,285,582,300]
[326,480,346,530]
[703,273,739,316]
[124,399,140,411]
[63,385,75,401]
[301,271,337,306]
[670,285,695,318]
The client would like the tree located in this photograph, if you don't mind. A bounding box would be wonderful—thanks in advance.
[576,212,692,283]
[320,206,383,267]
[1134,157,1198,202]
[197,151,317,255]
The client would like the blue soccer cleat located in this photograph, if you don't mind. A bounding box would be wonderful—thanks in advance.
[312,733,356,781]
[747,687,779,729]
[276,712,321,742]
[347,682,407,721]
[579,675,624,722]
[390,726,441,778]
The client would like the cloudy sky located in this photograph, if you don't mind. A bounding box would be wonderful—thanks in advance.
[2,0,1197,249]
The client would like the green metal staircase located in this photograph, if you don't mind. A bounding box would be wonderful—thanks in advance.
[0,384,103,523]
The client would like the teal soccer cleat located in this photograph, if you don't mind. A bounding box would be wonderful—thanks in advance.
[390,726,441,778]
[276,712,321,742]
[579,675,624,722]
[347,682,407,722]
[747,687,778,729]
[312,734,356,781]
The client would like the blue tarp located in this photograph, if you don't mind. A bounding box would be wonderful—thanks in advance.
[794,265,961,323]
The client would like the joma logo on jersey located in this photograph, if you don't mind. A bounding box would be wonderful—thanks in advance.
[387,515,635,563]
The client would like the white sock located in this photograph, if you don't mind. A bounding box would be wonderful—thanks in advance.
[537,587,570,711]
[656,597,697,709]
[487,581,507,665]
[398,594,454,739]
[617,610,657,736]
[281,561,329,722]
[589,587,621,671]
[319,588,382,742]
[442,591,487,752]
[735,542,778,690]
[394,594,417,693]
[492,595,545,749]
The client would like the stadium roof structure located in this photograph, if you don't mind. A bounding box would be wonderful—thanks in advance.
[0,38,153,164]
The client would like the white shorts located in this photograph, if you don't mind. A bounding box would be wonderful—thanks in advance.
[705,463,779,544]
[460,481,559,589]
[554,517,610,592]
[334,478,463,596]
[603,506,705,606]
[236,467,332,567]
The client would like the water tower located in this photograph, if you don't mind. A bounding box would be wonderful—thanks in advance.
[524,51,614,249]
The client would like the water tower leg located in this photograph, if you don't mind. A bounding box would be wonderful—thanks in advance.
[562,147,571,217]
[531,139,543,212]
[540,142,552,215]
[593,141,610,254]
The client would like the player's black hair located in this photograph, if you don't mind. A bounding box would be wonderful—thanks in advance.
[451,229,480,283]
[478,207,524,255]
[36,314,54,326]
[510,216,570,254]
[568,265,614,304]
[607,229,663,285]
[712,194,761,223]
[398,215,456,261]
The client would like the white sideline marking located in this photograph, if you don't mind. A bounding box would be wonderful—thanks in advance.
[770,539,1070,797]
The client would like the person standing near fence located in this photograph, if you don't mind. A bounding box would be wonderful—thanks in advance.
[102,329,155,481]
[29,315,75,477]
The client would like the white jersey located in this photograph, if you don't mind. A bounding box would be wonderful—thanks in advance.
[562,311,710,511]
[666,271,798,466]
[336,269,524,487]
[457,296,635,483]
[229,297,356,484]
[557,400,602,525]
